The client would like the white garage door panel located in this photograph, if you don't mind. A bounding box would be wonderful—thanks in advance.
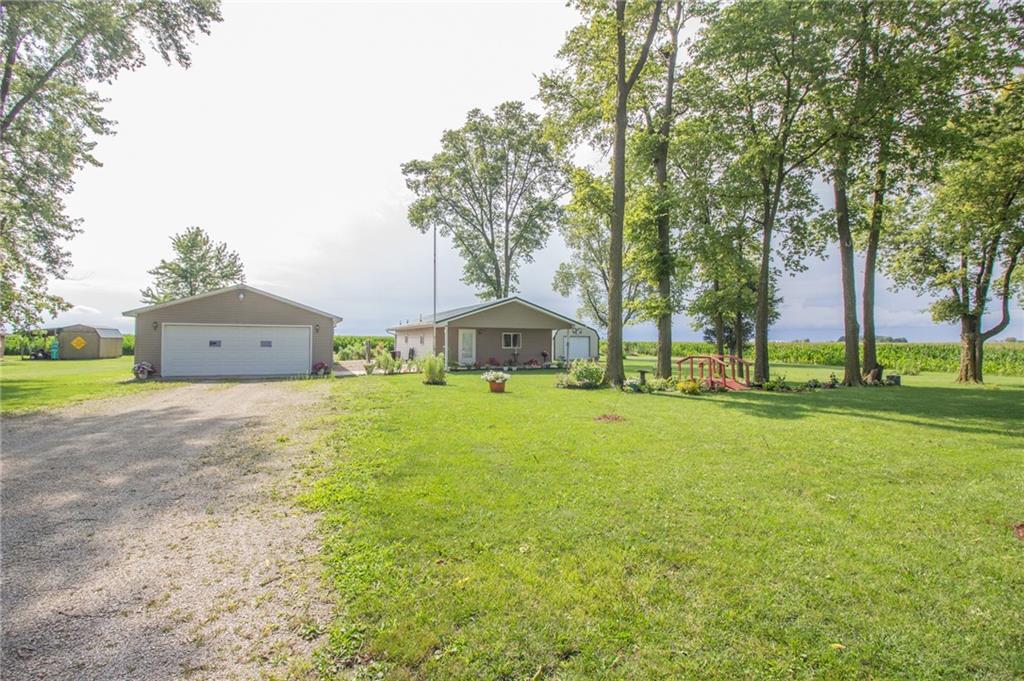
[162,325,311,377]
[567,336,591,360]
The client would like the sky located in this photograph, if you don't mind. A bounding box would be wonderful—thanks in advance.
[51,1,1022,342]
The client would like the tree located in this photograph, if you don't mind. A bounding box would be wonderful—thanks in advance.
[632,0,691,379]
[553,169,649,329]
[541,0,662,387]
[855,1,1022,377]
[140,227,245,303]
[808,0,1021,385]
[0,0,221,331]
[886,82,1023,382]
[401,101,563,300]
[694,0,828,384]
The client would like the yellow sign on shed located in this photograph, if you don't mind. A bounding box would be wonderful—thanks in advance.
[70,336,87,350]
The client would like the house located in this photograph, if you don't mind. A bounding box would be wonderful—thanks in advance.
[388,297,599,366]
[40,324,123,359]
[123,284,341,378]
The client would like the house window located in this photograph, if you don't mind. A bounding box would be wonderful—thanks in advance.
[419,335,424,345]
[260,340,272,348]
[404,335,408,344]
[502,332,521,349]
[209,340,221,348]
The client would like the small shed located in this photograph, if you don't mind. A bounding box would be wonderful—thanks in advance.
[553,326,600,361]
[55,325,124,359]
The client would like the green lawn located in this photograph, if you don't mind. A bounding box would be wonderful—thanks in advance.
[303,362,1024,679]
[0,356,173,413]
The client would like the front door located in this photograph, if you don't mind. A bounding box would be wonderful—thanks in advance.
[458,328,476,365]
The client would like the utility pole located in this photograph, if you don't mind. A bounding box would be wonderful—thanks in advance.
[432,222,437,358]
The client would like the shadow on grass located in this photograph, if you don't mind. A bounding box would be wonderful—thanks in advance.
[647,383,1024,439]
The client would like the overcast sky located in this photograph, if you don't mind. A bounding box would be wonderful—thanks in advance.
[52,1,1021,342]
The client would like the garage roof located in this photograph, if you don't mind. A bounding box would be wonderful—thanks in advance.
[388,296,594,331]
[122,284,343,322]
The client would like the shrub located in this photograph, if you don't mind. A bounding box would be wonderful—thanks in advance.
[624,378,643,392]
[804,378,823,390]
[763,375,790,392]
[421,354,446,385]
[373,349,401,375]
[569,360,604,387]
[122,334,135,356]
[646,377,675,392]
[677,378,701,395]
[556,359,605,389]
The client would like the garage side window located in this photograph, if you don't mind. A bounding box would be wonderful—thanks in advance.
[209,340,221,348]
[501,332,521,349]
[260,340,272,348]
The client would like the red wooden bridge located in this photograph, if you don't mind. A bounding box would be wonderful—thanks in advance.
[676,354,752,391]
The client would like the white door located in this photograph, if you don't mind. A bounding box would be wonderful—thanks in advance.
[567,335,591,360]
[162,324,311,377]
[458,328,476,365]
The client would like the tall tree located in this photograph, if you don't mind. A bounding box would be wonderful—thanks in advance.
[633,0,690,379]
[0,0,221,331]
[140,226,245,303]
[694,0,828,383]
[552,169,648,329]
[540,1,663,386]
[887,82,1023,383]
[606,0,661,386]
[402,101,563,300]
[854,0,1022,377]
[811,0,1021,384]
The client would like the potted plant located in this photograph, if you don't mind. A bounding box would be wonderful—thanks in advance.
[481,370,511,393]
[312,361,331,377]
[133,361,155,380]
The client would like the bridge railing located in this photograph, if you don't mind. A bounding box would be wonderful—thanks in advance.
[675,354,752,387]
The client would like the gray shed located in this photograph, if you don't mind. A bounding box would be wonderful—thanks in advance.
[55,324,123,359]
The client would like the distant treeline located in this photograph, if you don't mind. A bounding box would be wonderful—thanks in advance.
[4,332,136,355]
[5,333,398,359]
[610,341,1024,377]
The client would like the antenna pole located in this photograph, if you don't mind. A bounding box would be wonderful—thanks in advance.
[432,222,437,357]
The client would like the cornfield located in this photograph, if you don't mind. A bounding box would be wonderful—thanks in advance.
[609,341,1024,377]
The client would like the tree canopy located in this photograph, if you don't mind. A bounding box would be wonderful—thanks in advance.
[0,0,221,331]
[402,101,564,300]
[140,226,245,304]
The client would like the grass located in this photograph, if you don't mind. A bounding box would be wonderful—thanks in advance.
[303,360,1024,679]
[0,355,173,413]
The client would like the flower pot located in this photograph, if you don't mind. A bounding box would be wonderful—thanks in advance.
[489,381,506,393]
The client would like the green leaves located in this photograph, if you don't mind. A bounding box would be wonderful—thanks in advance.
[140,226,244,304]
[1,0,221,330]
[401,101,564,300]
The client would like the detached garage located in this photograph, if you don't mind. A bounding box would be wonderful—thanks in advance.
[123,284,341,378]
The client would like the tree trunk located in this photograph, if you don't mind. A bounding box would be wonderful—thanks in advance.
[733,310,744,380]
[861,139,888,375]
[833,151,862,386]
[653,4,681,381]
[604,13,629,388]
[604,0,660,388]
[753,217,772,383]
[958,314,981,383]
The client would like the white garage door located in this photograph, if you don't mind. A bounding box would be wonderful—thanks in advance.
[161,324,311,377]
[567,335,591,360]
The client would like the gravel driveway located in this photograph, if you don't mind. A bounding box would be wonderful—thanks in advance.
[2,380,333,680]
